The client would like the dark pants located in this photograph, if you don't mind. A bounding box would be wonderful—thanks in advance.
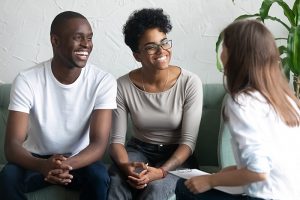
[175,178,265,200]
[0,160,109,200]
[108,138,198,200]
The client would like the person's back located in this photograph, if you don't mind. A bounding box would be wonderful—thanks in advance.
[226,91,300,199]
[176,19,300,200]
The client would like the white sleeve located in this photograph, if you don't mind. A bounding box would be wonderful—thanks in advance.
[225,95,272,174]
[8,74,34,113]
[94,73,117,110]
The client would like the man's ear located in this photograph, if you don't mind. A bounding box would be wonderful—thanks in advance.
[133,52,141,62]
[50,34,60,47]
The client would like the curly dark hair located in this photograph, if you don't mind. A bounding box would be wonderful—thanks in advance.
[123,8,172,52]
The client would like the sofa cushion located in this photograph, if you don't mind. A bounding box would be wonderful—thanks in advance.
[0,83,231,200]
[0,84,10,164]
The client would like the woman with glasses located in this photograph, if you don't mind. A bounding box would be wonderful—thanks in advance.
[108,8,203,199]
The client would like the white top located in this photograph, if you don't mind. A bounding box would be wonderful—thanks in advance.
[110,68,203,152]
[225,91,300,200]
[9,60,117,156]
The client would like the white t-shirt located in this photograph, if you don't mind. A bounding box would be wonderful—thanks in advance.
[225,91,300,200]
[9,59,117,156]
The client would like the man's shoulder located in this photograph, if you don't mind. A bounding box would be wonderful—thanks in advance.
[19,60,50,78]
[13,60,50,87]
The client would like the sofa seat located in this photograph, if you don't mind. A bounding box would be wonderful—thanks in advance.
[0,83,234,200]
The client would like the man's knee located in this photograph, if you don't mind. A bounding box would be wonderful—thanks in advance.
[85,162,110,187]
[0,163,24,184]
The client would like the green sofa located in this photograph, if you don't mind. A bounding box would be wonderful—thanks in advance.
[0,83,235,200]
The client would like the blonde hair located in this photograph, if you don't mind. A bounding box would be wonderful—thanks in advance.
[223,20,300,126]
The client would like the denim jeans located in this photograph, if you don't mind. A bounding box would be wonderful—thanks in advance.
[175,178,266,200]
[108,138,198,200]
[0,155,109,200]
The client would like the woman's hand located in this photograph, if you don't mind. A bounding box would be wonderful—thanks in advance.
[184,175,212,194]
[127,165,165,189]
[119,162,149,189]
[119,161,147,177]
[127,169,149,189]
[143,166,165,181]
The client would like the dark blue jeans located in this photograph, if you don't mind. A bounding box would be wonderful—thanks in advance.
[0,158,109,200]
[175,178,265,200]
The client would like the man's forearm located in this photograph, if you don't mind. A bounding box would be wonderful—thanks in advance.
[5,142,44,172]
[64,141,107,170]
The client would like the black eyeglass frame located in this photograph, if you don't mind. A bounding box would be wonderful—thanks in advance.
[139,39,173,55]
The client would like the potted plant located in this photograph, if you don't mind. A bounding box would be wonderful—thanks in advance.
[216,0,300,98]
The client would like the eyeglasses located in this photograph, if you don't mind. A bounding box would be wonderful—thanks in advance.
[142,39,172,55]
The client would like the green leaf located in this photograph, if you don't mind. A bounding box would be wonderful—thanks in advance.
[264,15,290,30]
[260,0,273,20]
[292,0,300,25]
[275,38,288,40]
[233,14,260,20]
[287,26,300,76]
[281,57,291,80]
[215,34,223,72]
[278,45,288,55]
[260,0,295,26]
[233,14,290,31]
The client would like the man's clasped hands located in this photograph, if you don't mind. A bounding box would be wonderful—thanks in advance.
[42,154,73,185]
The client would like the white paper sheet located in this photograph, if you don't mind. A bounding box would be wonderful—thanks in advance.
[169,169,244,195]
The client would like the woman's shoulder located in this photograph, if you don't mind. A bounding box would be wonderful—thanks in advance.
[117,72,131,84]
[180,67,199,78]
[235,91,266,104]
[117,70,142,93]
[226,91,270,115]
[177,67,202,85]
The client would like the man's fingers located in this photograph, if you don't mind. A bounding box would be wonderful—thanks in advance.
[60,163,73,170]
[45,175,62,184]
[49,169,63,175]
[58,171,73,180]
[45,174,72,185]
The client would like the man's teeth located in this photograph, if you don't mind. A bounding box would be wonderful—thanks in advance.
[75,51,89,56]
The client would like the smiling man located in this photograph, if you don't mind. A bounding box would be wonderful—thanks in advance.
[0,11,117,200]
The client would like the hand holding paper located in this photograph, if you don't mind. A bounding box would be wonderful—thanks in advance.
[169,169,244,195]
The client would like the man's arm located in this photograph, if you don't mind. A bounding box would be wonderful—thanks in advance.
[5,111,64,176]
[62,109,112,170]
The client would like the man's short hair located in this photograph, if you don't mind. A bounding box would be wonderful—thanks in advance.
[50,11,87,35]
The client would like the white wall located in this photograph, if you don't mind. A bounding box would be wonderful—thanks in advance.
[0,0,292,84]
